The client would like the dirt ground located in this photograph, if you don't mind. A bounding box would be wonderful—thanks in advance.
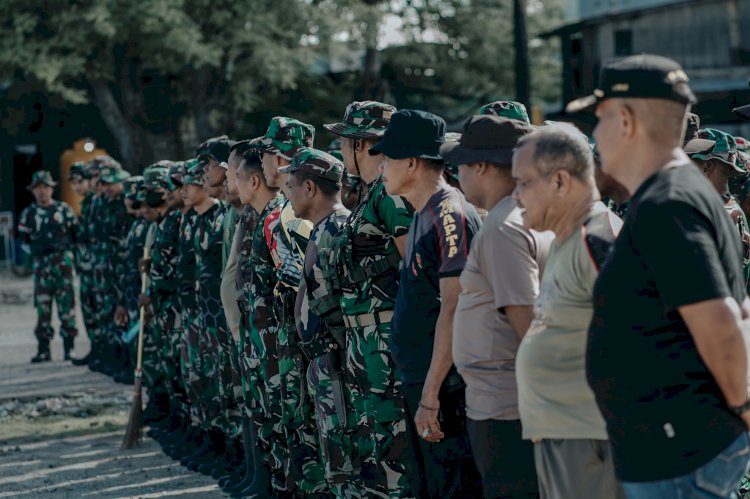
[0,270,222,498]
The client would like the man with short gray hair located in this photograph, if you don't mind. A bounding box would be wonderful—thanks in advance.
[513,125,624,499]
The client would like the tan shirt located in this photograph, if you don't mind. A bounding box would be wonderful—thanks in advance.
[453,197,552,421]
[220,221,242,343]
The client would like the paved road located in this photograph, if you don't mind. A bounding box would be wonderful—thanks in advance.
[0,270,223,498]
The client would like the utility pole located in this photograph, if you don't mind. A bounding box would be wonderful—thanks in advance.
[513,0,531,110]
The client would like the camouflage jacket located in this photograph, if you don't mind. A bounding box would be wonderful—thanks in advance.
[76,192,96,271]
[194,201,226,325]
[17,200,77,263]
[248,195,284,329]
[150,208,182,300]
[725,195,750,290]
[176,209,198,310]
[329,175,414,316]
[120,218,149,312]
[297,206,350,343]
[222,203,240,272]
[237,205,259,300]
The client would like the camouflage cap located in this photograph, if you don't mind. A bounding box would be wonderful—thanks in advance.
[98,156,131,184]
[326,138,344,161]
[27,170,57,190]
[691,129,744,173]
[86,155,121,178]
[143,162,172,190]
[196,135,235,167]
[123,176,145,201]
[479,101,530,124]
[279,147,344,182]
[166,161,186,191]
[258,117,315,161]
[736,137,750,171]
[180,158,205,186]
[68,161,89,180]
[323,101,397,139]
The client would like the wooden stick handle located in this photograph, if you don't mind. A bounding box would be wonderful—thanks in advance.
[135,245,150,372]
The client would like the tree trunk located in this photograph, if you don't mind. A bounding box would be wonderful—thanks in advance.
[361,2,384,101]
[191,65,218,144]
[513,0,531,110]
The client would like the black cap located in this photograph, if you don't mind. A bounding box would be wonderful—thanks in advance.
[566,54,697,113]
[196,135,235,164]
[439,115,535,165]
[734,78,750,120]
[369,109,446,160]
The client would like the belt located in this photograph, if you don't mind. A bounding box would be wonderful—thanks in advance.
[342,310,394,328]
[300,335,341,361]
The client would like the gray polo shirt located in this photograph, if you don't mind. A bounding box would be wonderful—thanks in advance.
[453,196,552,421]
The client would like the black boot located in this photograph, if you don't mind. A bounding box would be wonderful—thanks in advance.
[70,351,90,366]
[198,430,228,478]
[31,339,52,364]
[233,419,272,498]
[219,436,246,489]
[225,418,254,494]
[88,342,103,372]
[62,336,74,361]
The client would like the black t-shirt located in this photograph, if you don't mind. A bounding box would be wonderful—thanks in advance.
[391,186,481,384]
[587,162,747,482]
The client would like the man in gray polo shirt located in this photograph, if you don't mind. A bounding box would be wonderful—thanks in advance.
[513,124,625,499]
[444,115,552,499]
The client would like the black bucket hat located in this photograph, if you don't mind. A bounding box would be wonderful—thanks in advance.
[440,115,536,165]
[369,109,446,160]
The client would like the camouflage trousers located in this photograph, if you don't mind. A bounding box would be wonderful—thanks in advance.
[92,264,117,345]
[307,351,364,499]
[346,323,413,499]
[238,310,258,422]
[180,306,208,428]
[79,268,97,341]
[32,253,77,342]
[154,296,189,416]
[211,322,242,439]
[248,319,286,492]
[198,322,224,432]
[277,319,327,495]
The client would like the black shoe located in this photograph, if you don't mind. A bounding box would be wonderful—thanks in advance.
[31,341,51,364]
[70,352,90,366]
[30,350,51,363]
[63,337,75,361]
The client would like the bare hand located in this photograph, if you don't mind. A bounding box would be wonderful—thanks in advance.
[138,257,152,274]
[742,410,750,430]
[414,396,444,443]
[114,306,128,327]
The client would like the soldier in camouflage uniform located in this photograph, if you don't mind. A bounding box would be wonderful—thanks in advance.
[112,175,146,384]
[182,158,234,477]
[18,171,78,363]
[71,160,105,366]
[90,158,132,375]
[479,100,531,123]
[237,143,284,497]
[689,128,750,290]
[324,101,415,498]
[284,148,362,498]
[258,117,328,496]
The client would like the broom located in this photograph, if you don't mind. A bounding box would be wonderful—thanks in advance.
[121,245,150,449]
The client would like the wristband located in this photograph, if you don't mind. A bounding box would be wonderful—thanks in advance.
[729,399,750,416]
[418,402,439,412]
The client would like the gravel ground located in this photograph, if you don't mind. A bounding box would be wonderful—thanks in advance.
[0,270,223,498]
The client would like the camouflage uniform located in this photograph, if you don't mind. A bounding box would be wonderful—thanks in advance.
[171,160,205,428]
[247,193,285,488]
[236,205,259,422]
[76,189,98,341]
[691,129,750,289]
[284,149,361,498]
[259,118,327,495]
[18,172,78,348]
[324,102,414,498]
[93,160,132,352]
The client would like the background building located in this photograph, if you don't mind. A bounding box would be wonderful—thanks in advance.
[544,0,750,134]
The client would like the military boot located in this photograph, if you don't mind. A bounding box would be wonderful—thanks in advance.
[30,340,52,363]
[225,418,254,494]
[62,336,74,361]
[233,421,272,498]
